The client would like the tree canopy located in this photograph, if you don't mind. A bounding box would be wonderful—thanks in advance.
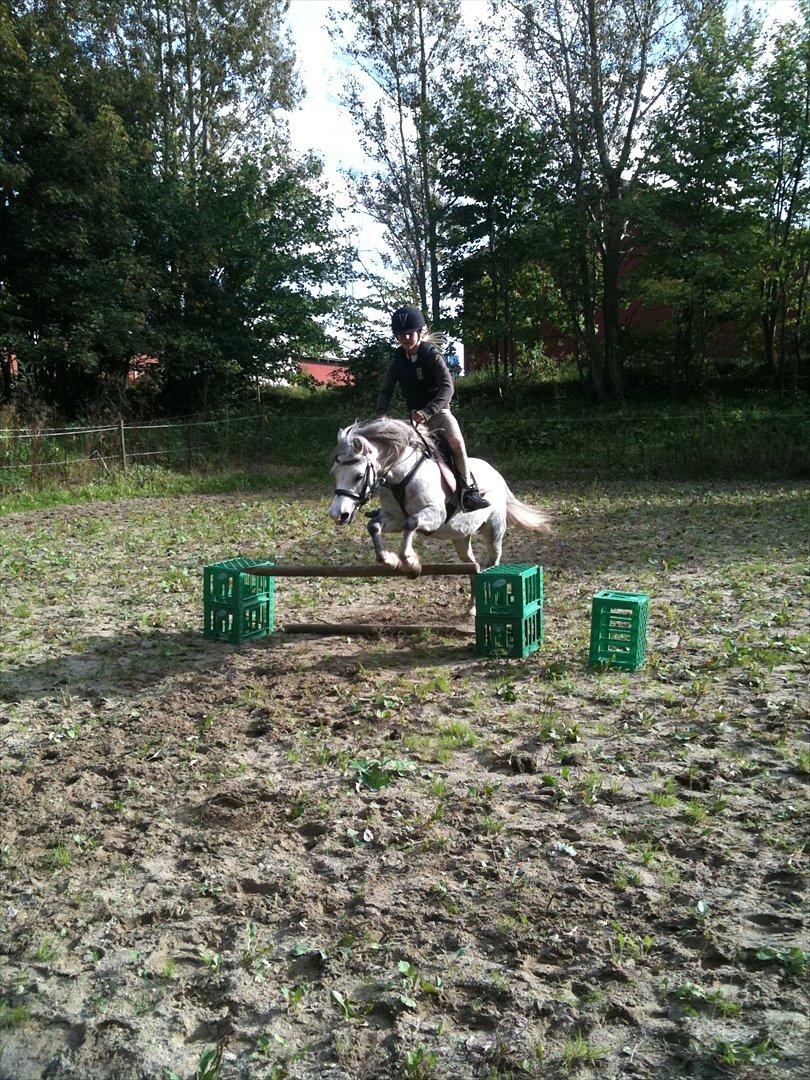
[1,0,807,416]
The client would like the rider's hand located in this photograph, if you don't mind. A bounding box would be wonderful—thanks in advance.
[411,410,427,425]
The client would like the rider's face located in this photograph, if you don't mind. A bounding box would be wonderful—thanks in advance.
[396,330,421,353]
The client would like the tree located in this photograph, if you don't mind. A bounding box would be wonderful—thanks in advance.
[330,0,464,323]
[754,9,810,392]
[0,0,356,415]
[438,73,564,388]
[506,0,727,400]
[634,4,760,390]
[0,1,158,413]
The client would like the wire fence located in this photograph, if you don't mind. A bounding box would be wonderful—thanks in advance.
[1,407,808,490]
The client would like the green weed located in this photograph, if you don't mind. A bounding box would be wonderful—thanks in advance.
[561,1032,607,1072]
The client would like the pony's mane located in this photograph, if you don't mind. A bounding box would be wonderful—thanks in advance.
[336,418,436,472]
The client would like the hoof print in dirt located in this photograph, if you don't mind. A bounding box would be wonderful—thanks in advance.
[508,750,539,773]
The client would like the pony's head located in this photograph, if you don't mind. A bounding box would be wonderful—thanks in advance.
[329,424,380,525]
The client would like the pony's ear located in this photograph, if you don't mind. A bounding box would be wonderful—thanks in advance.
[352,435,373,456]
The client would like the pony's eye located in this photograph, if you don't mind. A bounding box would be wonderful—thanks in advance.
[354,473,363,482]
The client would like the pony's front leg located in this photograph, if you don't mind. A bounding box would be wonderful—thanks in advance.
[400,507,445,574]
[367,509,402,569]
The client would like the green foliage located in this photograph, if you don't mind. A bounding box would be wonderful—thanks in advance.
[633,6,762,390]
[349,758,414,791]
[346,334,393,404]
[439,75,566,387]
[0,1,355,417]
[755,945,809,977]
[710,1036,780,1069]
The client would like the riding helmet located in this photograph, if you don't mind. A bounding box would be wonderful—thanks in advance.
[391,305,427,335]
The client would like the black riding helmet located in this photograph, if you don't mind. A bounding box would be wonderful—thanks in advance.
[391,305,427,336]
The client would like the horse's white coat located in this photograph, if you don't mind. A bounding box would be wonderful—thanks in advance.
[330,420,550,581]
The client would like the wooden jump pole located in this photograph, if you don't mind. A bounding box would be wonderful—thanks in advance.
[244,562,478,579]
[283,622,472,638]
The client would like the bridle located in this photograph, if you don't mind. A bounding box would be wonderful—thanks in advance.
[333,457,378,508]
[333,432,432,516]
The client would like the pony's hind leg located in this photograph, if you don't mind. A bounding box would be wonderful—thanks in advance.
[481,512,506,568]
[453,536,478,569]
[453,537,479,618]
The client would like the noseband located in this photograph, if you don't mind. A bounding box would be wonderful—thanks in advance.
[334,459,377,508]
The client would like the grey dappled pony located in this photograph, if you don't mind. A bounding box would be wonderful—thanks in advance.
[329,419,550,580]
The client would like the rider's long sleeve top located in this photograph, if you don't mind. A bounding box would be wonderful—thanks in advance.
[375,344,454,420]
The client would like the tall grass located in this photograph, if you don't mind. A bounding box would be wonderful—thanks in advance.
[1,395,807,515]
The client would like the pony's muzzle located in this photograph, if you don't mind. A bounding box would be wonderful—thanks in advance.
[329,497,356,526]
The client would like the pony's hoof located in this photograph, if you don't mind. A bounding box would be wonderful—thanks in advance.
[379,551,401,569]
[402,557,422,578]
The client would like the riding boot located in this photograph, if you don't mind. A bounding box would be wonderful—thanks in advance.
[459,479,490,511]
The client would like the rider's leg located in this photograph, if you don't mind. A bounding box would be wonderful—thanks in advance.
[426,411,489,511]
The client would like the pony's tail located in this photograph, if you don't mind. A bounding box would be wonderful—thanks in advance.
[506,489,552,533]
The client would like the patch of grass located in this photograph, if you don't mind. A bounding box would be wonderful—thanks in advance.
[481,814,505,835]
[49,845,72,869]
[561,1032,607,1072]
[0,996,29,1030]
[682,798,708,825]
[534,714,581,744]
[0,462,320,516]
[609,923,653,965]
[33,937,57,963]
[437,720,478,749]
[649,778,678,807]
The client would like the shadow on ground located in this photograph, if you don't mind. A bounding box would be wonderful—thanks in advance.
[1,630,287,704]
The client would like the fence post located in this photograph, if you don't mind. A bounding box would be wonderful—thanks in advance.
[118,417,128,473]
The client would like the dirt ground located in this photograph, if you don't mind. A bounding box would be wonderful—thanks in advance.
[1,482,808,1079]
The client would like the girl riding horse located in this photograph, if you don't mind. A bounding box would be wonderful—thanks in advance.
[376,305,489,512]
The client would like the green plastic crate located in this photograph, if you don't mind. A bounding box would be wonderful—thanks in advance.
[203,557,273,605]
[475,607,543,659]
[203,558,275,643]
[588,590,648,670]
[475,564,543,616]
[204,596,274,644]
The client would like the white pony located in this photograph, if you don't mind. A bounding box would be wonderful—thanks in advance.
[329,419,550,574]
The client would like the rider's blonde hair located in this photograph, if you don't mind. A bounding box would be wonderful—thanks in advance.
[419,328,448,353]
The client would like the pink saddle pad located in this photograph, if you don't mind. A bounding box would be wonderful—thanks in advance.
[437,459,457,497]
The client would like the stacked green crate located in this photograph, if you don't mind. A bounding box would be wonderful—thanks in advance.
[588,590,648,670]
[475,564,543,658]
[203,558,274,644]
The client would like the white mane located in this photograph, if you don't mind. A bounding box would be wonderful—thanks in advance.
[335,418,436,472]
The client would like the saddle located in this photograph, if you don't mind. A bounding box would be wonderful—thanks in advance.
[427,433,463,519]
